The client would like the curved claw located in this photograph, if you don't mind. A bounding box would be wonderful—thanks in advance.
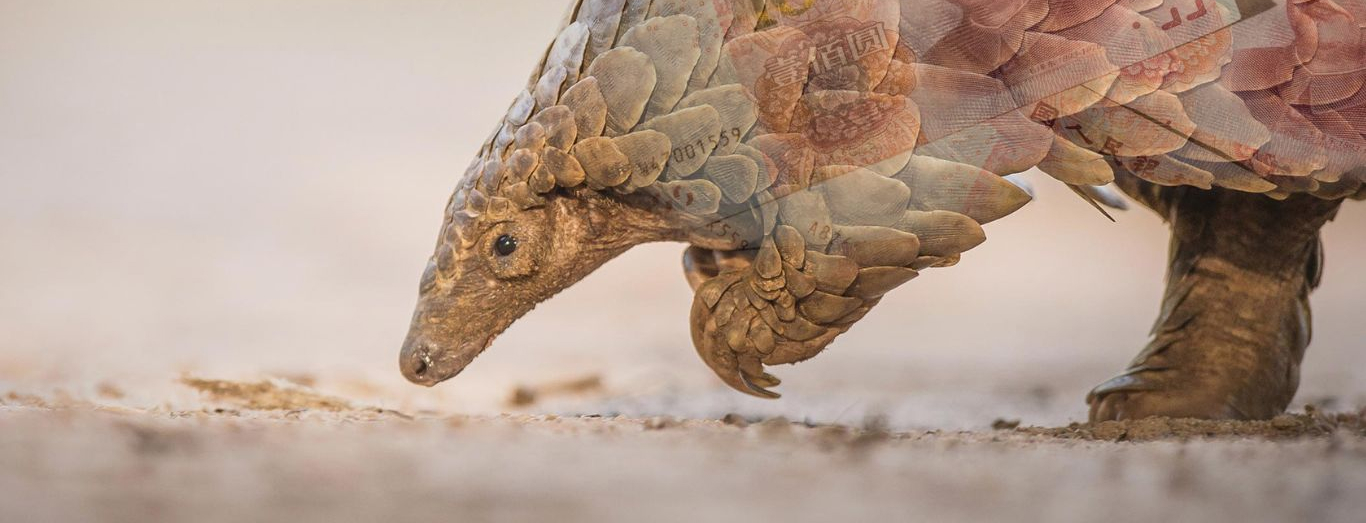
[739,372,782,399]
[1084,366,1166,405]
[738,354,782,398]
[690,277,782,399]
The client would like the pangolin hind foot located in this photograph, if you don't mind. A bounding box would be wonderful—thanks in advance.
[1089,179,1344,421]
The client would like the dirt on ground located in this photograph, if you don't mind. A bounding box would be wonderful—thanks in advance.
[3,377,1365,523]
[180,377,356,412]
[1022,408,1366,442]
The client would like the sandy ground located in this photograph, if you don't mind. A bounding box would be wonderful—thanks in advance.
[3,382,1366,523]
[3,1,1366,521]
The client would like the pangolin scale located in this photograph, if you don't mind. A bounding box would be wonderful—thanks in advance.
[400,0,1363,422]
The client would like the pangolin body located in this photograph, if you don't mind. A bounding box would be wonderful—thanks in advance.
[405,0,1363,409]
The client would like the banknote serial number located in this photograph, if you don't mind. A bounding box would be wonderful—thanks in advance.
[672,127,744,164]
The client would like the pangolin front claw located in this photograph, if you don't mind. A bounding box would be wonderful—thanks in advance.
[690,272,780,398]
[738,354,781,398]
[739,374,781,399]
[688,226,899,398]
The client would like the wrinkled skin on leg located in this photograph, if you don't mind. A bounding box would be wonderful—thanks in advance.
[1088,173,1344,421]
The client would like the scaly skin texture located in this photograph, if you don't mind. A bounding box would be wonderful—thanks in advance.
[400,0,1365,421]
[1089,175,1343,421]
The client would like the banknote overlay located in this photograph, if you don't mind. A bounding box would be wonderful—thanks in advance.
[401,0,1366,398]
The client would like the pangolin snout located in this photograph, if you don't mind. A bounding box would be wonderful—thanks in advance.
[399,339,437,386]
[400,337,472,387]
[401,288,514,387]
[400,329,486,387]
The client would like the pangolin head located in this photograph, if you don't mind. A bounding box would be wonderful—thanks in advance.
[395,5,750,388]
[398,144,688,386]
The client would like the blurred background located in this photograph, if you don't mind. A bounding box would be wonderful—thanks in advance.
[2,0,1362,429]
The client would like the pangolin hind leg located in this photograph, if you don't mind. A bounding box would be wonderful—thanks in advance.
[1088,175,1343,421]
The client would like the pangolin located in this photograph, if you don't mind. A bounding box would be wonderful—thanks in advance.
[399,0,1364,422]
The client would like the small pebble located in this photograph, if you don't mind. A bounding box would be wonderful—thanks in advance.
[644,416,676,430]
[721,413,749,428]
[992,419,1021,430]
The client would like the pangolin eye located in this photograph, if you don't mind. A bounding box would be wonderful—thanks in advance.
[493,234,518,257]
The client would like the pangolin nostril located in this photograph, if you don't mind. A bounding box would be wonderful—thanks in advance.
[412,357,429,377]
[402,342,434,383]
